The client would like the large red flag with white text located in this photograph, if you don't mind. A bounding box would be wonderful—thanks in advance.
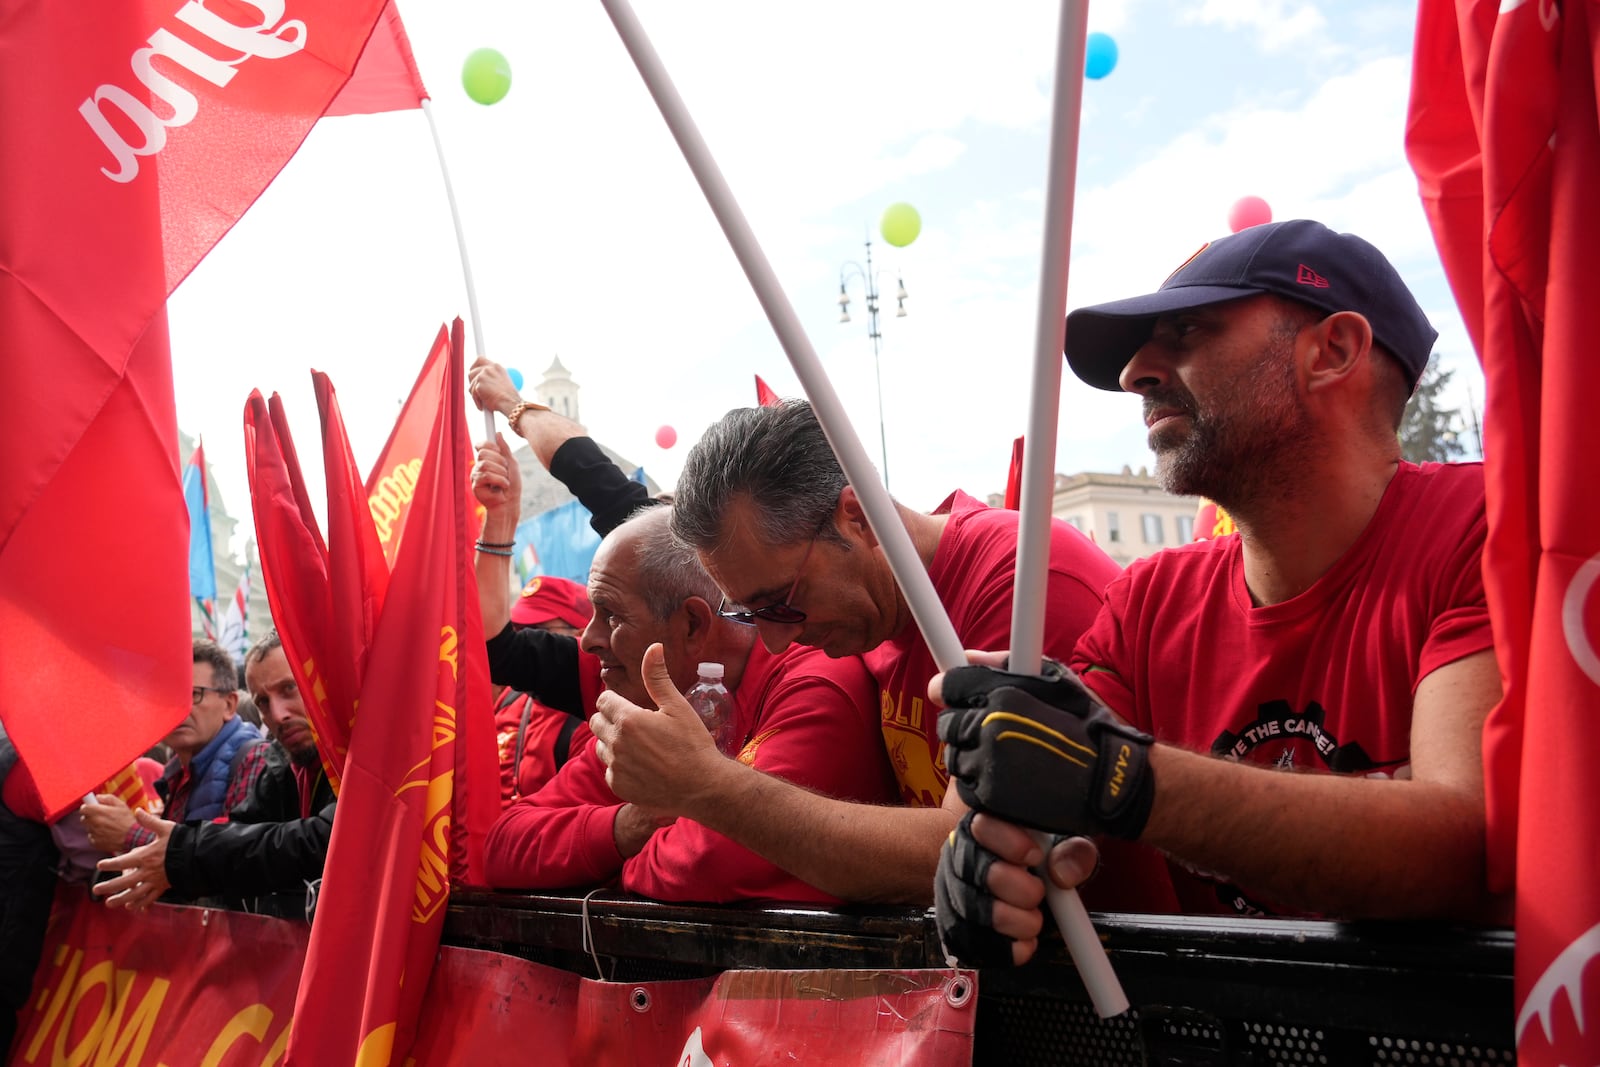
[288,321,497,1065]
[0,0,388,819]
[1408,2,1600,1062]
[326,0,428,117]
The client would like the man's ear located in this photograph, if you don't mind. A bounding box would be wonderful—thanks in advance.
[222,691,239,721]
[837,485,878,547]
[1303,310,1373,396]
[681,596,716,650]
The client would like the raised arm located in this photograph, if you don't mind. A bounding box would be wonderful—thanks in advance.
[467,357,653,537]
[471,434,521,636]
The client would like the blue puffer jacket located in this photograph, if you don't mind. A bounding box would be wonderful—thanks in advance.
[180,715,264,823]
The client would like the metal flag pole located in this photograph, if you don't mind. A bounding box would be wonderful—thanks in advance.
[421,96,496,441]
[1006,0,1130,1018]
[595,0,1128,1017]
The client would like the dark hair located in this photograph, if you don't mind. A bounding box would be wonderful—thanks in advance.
[671,401,847,552]
[243,630,283,677]
[610,507,723,621]
[1372,345,1415,431]
[193,638,238,692]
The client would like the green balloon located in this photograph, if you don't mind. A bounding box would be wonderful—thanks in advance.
[462,48,512,106]
[880,202,922,248]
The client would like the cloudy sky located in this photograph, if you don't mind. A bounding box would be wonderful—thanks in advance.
[168,0,1480,559]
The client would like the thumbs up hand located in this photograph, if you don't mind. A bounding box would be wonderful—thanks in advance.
[591,643,718,816]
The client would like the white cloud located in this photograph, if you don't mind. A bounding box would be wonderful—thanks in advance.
[1182,0,1329,51]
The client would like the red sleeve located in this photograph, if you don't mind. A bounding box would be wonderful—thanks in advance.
[1417,493,1494,687]
[952,520,1115,667]
[483,732,626,890]
[1070,575,1140,724]
[620,654,895,904]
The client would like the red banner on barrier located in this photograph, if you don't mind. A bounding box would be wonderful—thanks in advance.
[11,890,976,1066]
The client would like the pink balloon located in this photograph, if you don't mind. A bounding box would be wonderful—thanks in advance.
[1228,196,1273,233]
[655,425,677,449]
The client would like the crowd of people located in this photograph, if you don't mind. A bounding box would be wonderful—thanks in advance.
[0,218,1508,1047]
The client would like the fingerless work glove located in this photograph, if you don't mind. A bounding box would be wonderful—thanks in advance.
[932,811,1017,967]
[937,658,1155,840]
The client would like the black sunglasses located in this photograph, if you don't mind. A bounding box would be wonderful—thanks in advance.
[716,533,821,626]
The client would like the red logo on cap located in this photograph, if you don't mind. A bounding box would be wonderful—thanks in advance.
[1296,264,1330,288]
[1163,242,1211,285]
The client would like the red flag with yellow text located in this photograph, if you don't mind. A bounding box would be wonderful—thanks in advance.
[1408,2,1600,1061]
[288,322,496,1064]
[1192,499,1234,541]
[365,325,487,568]
[0,0,389,818]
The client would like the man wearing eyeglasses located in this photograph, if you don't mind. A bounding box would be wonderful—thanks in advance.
[94,632,337,914]
[587,400,1124,905]
[80,639,265,857]
[480,499,898,903]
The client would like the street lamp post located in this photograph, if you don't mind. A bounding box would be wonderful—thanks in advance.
[837,236,907,490]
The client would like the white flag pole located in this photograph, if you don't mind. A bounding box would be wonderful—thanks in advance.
[595,0,1128,1017]
[421,96,496,441]
[1006,1,1130,1018]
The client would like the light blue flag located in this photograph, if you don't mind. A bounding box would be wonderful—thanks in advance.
[514,466,649,584]
[182,444,217,602]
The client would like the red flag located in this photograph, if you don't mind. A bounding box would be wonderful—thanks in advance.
[245,392,348,792]
[289,321,497,1063]
[1003,437,1025,511]
[367,326,452,567]
[316,370,392,754]
[1192,499,1235,541]
[326,0,428,117]
[755,374,782,407]
[0,0,392,820]
[1408,3,1600,1062]
[97,762,160,816]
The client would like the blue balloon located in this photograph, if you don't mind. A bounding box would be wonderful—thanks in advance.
[508,367,524,391]
[1084,32,1119,80]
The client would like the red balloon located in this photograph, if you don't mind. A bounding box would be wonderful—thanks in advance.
[655,425,677,449]
[1227,196,1273,233]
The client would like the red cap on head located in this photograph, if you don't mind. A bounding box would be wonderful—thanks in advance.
[510,575,593,629]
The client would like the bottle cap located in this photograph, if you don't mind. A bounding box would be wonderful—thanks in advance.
[697,662,725,681]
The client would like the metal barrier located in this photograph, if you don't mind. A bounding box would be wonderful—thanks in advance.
[444,891,1515,1066]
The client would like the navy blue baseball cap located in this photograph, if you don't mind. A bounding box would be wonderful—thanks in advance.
[1064,219,1438,392]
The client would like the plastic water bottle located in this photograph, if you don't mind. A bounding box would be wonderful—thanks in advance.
[685,662,736,755]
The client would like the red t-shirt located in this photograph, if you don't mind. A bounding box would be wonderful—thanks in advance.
[494,693,595,807]
[483,642,896,904]
[863,491,1121,809]
[1072,462,1493,915]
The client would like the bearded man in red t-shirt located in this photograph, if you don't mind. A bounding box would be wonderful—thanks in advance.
[932,220,1506,967]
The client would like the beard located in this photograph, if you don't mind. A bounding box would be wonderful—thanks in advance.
[288,739,323,769]
[1146,333,1311,509]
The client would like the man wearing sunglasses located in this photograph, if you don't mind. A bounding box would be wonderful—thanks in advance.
[587,400,1123,904]
[80,639,265,857]
[483,505,898,903]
